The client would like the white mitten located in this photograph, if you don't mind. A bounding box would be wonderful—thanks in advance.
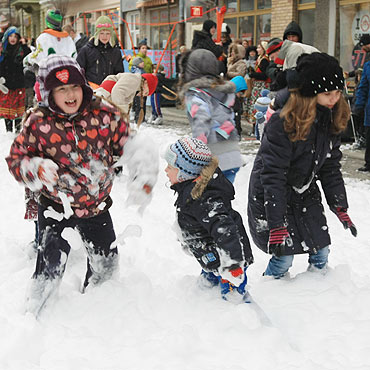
[0,77,9,94]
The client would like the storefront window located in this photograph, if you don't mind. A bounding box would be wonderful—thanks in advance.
[256,13,271,43]
[298,9,315,45]
[225,0,237,13]
[340,4,370,72]
[240,0,254,12]
[257,0,271,9]
[299,0,315,4]
[150,7,178,50]
[227,17,237,40]
[239,16,254,44]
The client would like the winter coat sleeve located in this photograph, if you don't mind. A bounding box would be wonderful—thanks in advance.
[249,58,269,80]
[190,193,245,266]
[76,47,88,71]
[227,60,247,79]
[355,61,369,108]
[112,48,124,75]
[317,136,348,209]
[259,113,293,229]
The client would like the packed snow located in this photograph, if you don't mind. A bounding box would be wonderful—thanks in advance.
[0,122,370,370]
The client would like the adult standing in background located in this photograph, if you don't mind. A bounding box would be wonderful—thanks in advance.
[62,24,89,53]
[354,60,370,172]
[77,16,123,87]
[283,21,303,43]
[0,26,30,132]
[128,39,153,124]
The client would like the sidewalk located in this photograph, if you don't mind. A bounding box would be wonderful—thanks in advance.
[161,106,368,181]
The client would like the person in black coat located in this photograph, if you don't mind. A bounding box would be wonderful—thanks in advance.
[248,53,357,278]
[164,137,253,302]
[191,20,223,59]
[77,16,123,86]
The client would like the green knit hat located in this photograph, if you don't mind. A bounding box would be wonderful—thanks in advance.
[94,16,115,47]
[45,9,63,31]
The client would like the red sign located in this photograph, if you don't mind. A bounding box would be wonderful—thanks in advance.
[191,6,203,17]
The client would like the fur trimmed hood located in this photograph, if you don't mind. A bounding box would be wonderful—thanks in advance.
[179,76,235,101]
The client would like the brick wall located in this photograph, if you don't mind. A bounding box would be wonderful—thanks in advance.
[271,0,296,40]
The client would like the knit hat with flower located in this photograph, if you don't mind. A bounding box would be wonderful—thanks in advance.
[287,52,344,97]
[45,10,63,31]
[37,54,93,114]
[164,137,213,182]
[94,16,115,47]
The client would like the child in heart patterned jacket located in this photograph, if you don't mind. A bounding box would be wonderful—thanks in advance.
[6,55,156,317]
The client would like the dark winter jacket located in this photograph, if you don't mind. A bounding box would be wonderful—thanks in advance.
[355,60,370,127]
[248,104,348,256]
[77,39,124,85]
[191,30,223,59]
[6,98,129,218]
[75,33,89,53]
[0,43,30,90]
[172,162,253,272]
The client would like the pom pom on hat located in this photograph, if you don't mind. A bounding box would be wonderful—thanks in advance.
[359,34,370,46]
[266,38,283,55]
[231,76,247,93]
[164,137,213,182]
[94,16,115,47]
[138,38,148,48]
[45,9,63,31]
[254,89,271,113]
[142,73,158,95]
[290,52,345,97]
[132,56,144,67]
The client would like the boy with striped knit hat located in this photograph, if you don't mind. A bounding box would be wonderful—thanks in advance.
[164,137,253,303]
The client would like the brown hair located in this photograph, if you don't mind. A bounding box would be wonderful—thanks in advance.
[280,90,350,142]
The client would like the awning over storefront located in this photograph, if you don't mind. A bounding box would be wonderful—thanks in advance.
[136,0,174,9]
[12,0,40,13]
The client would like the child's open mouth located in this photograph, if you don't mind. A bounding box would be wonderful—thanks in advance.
[65,99,77,107]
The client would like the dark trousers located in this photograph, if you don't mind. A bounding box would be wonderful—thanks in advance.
[35,205,118,289]
[133,95,147,123]
[365,126,370,166]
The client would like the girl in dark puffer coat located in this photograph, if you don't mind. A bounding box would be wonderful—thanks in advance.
[164,137,253,303]
[247,53,357,278]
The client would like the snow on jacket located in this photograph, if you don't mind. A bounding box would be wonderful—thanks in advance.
[95,72,142,114]
[226,43,247,79]
[180,76,242,172]
[28,30,76,66]
[77,39,124,85]
[355,60,370,127]
[6,98,129,218]
[247,104,349,256]
[171,160,253,272]
[191,30,223,59]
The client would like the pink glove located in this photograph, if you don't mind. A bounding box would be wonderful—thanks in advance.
[197,133,208,143]
[215,121,235,139]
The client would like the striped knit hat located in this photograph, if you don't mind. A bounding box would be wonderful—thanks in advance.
[45,9,63,31]
[164,137,212,182]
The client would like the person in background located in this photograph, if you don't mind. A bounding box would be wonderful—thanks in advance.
[164,137,253,303]
[0,26,30,132]
[244,45,258,69]
[219,23,232,74]
[178,49,242,184]
[149,64,167,125]
[248,52,356,278]
[130,56,145,74]
[283,21,303,43]
[175,45,187,78]
[354,60,370,172]
[191,19,223,61]
[62,24,88,53]
[128,39,153,124]
[26,10,76,70]
[226,43,247,80]
[230,75,248,137]
[77,16,123,87]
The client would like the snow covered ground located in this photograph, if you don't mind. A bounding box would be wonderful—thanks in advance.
[1,123,370,370]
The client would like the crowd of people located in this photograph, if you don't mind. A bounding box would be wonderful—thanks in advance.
[1,9,369,316]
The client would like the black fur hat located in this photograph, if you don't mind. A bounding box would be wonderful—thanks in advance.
[287,52,344,97]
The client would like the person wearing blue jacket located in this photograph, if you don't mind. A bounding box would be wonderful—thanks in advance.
[354,60,370,172]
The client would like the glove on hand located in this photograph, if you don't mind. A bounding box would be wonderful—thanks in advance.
[268,226,293,256]
[196,133,208,143]
[37,159,59,191]
[0,77,9,94]
[331,206,357,237]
